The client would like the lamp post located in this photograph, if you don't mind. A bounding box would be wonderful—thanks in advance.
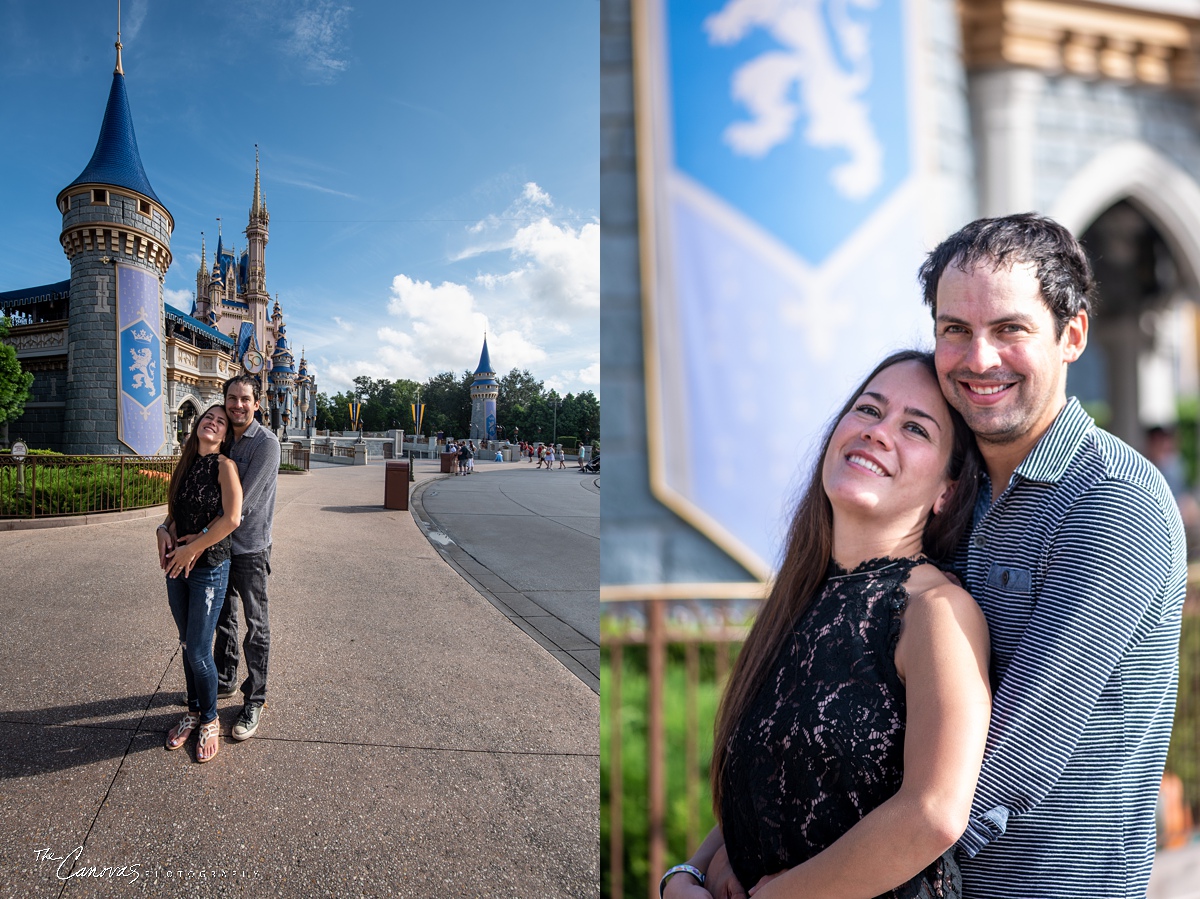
[551,398,561,445]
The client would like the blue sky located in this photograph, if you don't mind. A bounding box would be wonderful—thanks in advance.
[0,0,599,396]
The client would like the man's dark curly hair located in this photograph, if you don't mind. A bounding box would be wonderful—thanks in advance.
[918,212,1096,338]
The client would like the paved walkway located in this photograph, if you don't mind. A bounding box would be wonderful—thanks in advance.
[1150,840,1200,899]
[0,460,598,897]
[411,462,599,692]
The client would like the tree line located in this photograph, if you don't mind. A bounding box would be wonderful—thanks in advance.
[316,369,600,447]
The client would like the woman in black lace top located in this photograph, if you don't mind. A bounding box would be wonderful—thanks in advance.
[154,404,242,764]
[662,352,992,899]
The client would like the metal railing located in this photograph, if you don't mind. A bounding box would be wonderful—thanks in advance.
[601,590,759,899]
[280,443,310,470]
[0,455,174,519]
[601,591,1200,899]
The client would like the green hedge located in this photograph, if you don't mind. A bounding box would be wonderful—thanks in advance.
[0,460,170,516]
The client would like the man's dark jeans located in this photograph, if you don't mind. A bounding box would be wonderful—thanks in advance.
[213,547,271,704]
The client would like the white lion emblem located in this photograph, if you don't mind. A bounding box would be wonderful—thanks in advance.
[128,348,157,395]
[705,0,883,199]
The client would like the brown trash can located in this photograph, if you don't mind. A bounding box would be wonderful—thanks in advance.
[440,451,457,474]
[384,460,410,510]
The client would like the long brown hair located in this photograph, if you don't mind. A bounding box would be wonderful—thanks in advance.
[167,403,233,522]
[710,350,980,816]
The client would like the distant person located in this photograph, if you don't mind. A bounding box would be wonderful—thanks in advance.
[213,374,281,743]
[457,441,470,475]
[157,404,243,764]
[557,445,566,469]
[466,441,476,474]
[1146,425,1200,536]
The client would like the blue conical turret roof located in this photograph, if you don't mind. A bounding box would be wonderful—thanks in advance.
[474,337,493,375]
[64,70,162,205]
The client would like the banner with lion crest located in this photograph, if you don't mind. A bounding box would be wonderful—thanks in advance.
[635,0,952,579]
[116,264,166,455]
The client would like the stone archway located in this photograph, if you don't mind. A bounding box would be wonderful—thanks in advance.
[177,399,199,447]
[1050,142,1200,448]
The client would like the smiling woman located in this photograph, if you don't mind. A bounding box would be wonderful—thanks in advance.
[156,403,243,764]
[660,350,992,899]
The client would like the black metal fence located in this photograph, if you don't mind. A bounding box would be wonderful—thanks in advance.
[0,455,174,519]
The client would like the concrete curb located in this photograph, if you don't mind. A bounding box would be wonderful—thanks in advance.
[409,473,600,694]
[0,503,167,531]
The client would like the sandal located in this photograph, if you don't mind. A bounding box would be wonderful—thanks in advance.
[196,719,220,764]
[166,712,199,750]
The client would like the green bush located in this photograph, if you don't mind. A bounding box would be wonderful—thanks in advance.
[0,460,169,516]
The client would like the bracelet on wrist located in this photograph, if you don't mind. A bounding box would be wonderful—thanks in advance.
[660,864,705,897]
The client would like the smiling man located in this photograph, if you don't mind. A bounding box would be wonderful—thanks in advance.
[917,213,1185,897]
[692,214,1186,899]
[213,374,281,743]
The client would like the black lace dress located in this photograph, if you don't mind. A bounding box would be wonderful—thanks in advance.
[172,453,231,569]
[720,557,961,899]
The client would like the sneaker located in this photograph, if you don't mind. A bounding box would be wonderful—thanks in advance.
[231,702,263,741]
[217,683,239,700]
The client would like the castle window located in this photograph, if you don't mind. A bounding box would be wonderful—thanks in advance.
[139,199,151,216]
[91,189,108,205]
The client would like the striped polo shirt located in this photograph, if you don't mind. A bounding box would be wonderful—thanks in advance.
[954,398,1185,898]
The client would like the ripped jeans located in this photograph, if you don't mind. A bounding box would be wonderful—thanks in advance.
[166,560,230,724]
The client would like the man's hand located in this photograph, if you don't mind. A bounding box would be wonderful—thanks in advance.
[705,846,747,899]
[165,541,202,578]
[156,527,174,570]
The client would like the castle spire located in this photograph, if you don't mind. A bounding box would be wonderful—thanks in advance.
[252,144,263,217]
[115,1,123,75]
[62,14,162,207]
[198,232,206,275]
[474,334,494,376]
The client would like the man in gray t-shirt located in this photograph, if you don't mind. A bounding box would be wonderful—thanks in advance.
[213,374,280,742]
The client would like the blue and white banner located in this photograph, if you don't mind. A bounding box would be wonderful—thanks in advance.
[484,399,497,441]
[637,0,947,578]
[116,264,166,456]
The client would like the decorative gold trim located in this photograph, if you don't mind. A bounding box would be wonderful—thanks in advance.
[631,0,774,584]
[961,0,1200,87]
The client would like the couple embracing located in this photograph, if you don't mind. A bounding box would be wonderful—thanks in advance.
[662,214,1185,899]
[153,374,280,764]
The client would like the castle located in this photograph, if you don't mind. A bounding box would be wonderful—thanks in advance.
[0,31,315,454]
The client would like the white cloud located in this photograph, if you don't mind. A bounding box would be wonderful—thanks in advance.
[313,184,597,395]
[332,316,353,332]
[123,0,149,41]
[164,288,193,311]
[522,182,552,207]
[507,218,599,312]
[286,1,352,83]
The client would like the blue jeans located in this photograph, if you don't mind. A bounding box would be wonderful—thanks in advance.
[213,548,271,704]
[166,560,230,723]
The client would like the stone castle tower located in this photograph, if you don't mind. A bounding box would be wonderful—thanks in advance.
[57,31,172,454]
[469,337,498,441]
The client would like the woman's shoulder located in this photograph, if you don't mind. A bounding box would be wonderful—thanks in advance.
[217,454,239,473]
[904,563,989,639]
